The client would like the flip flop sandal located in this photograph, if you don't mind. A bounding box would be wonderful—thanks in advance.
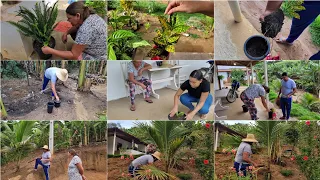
[130,105,136,111]
[275,37,293,45]
[145,99,153,103]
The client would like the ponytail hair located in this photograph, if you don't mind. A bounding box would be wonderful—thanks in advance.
[190,70,204,81]
[68,149,78,156]
[66,1,95,21]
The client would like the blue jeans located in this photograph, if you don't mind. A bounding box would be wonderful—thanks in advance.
[234,162,250,177]
[128,165,140,177]
[285,1,320,60]
[280,97,292,119]
[34,158,50,180]
[180,93,213,114]
[42,75,54,97]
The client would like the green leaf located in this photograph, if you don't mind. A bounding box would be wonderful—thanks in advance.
[167,35,180,43]
[165,45,175,53]
[108,45,117,60]
[111,30,136,40]
[132,40,150,48]
[172,25,189,34]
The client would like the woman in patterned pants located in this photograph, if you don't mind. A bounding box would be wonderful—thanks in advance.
[127,60,153,111]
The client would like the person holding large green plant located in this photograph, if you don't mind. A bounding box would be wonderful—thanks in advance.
[240,84,270,120]
[278,72,297,120]
[169,70,212,120]
[34,145,52,180]
[260,1,320,60]
[42,2,107,60]
[233,134,260,177]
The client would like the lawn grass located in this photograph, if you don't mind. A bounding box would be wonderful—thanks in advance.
[291,102,320,120]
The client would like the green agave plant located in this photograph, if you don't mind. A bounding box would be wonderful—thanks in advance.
[108,29,150,60]
[147,14,190,58]
[8,1,58,46]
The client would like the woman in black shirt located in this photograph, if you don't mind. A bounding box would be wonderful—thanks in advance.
[169,70,213,120]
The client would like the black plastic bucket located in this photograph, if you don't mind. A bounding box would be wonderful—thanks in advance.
[156,61,163,67]
[244,35,270,60]
[54,100,61,108]
[242,105,248,112]
[47,102,54,113]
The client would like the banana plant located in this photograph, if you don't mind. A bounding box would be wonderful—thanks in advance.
[108,30,150,60]
[147,14,190,59]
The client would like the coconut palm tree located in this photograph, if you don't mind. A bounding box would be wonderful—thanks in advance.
[0,121,36,171]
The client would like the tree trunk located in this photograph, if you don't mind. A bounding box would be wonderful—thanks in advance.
[25,61,30,86]
[92,61,96,74]
[40,61,44,80]
[0,98,8,120]
[61,61,66,69]
[99,61,105,75]
[78,61,87,91]
[84,122,88,146]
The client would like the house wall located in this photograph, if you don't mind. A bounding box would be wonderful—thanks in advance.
[107,136,115,155]
[137,144,146,152]
[108,60,210,101]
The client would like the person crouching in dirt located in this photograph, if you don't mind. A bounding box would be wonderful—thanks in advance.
[260,1,320,60]
[34,145,52,180]
[240,84,270,120]
[41,67,69,102]
[128,151,161,177]
[169,70,212,120]
[68,149,87,180]
[234,134,260,177]
[127,60,153,111]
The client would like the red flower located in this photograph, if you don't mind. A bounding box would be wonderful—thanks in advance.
[203,160,209,164]
[227,152,231,155]
[205,123,211,129]
[125,158,129,160]
[120,155,124,160]
[130,154,134,160]
[305,120,311,126]
[290,156,295,161]
[151,56,161,60]
[303,156,308,161]
[153,45,158,49]
[219,175,223,179]
[314,136,317,139]
[231,149,236,154]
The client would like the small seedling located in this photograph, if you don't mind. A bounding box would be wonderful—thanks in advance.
[176,112,185,117]
[280,169,293,177]
[145,22,151,31]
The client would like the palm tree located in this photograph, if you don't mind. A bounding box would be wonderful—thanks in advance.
[1,121,36,171]
[135,121,191,173]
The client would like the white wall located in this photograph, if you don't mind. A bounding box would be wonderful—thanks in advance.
[108,60,210,101]
[107,136,114,155]
[137,144,146,152]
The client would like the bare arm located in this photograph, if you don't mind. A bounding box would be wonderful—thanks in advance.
[265,1,283,12]
[288,88,297,97]
[128,73,143,86]
[243,152,257,167]
[143,62,152,71]
[76,163,84,175]
[165,1,214,18]
[169,88,184,117]
[44,44,86,60]
[191,92,209,114]
[260,96,269,111]
[51,83,59,99]
[278,87,282,97]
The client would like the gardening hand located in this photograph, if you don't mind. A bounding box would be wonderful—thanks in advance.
[138,69,143,76]
[56,96,60,102]
[62,33,68,44]
[140,83,147,90]
[169,107,178,117]
[165,1,214,17]
[185,112,195,120]
[82,175,87,180]
[41,46,52,54]
[259,10,273,22]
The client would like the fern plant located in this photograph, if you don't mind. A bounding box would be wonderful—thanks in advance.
[7,1,58,46]
[147,14,189,59]
[281,0,306,19]
[108,30,150,60]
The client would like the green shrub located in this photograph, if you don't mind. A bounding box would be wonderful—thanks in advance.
[1,61,27,79]
[310,15,320,47]
[281,0,305,19]
[176,173,192,180]
[301,93,318,109]
[280,170,293,177]
[310,102,320,113]
[269,90,278,102]
[291,103,320,120]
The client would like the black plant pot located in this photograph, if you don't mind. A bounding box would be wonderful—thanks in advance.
[242,105,248,112]
[244,35,270,60]
[33,36,56,60]
[47,102,54,113]
[168,111,186,120]
[54,100,61,108]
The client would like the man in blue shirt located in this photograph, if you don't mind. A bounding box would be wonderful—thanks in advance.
[278,72,296,120]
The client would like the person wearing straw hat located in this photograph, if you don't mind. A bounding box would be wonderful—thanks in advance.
[41,67,69,102]
[233,134,259,177]
[128,151,161,177]
[34,145,52,180]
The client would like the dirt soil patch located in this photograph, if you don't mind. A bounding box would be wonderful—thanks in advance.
[239,1,319,60]
[1,144,107,180]
[215,152,306,180]
[108,157,203,180]
[1,75,106,120]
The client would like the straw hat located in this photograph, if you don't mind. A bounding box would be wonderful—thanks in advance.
[152,151,161,160]
[56,68,68,82]
[242,134,258,143]
[42,145,49,150]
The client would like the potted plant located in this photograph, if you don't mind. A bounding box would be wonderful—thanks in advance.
[108,29,150,60]
[8,1,58,60]
[147,14,189,60]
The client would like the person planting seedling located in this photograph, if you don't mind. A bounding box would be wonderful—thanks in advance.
[260,0,320,60]
[169,70,212,120]
[41,67,69,102]
[128,151,161,177]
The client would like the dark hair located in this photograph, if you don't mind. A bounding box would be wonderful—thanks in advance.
[282,72,288,77]
[190,70,203,80]
[262,85,270,93]
[66,2,94,21]
[68,149,77,156]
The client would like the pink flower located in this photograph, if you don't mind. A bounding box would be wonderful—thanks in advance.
[203,160,209,165]
[305,120,311,126]
[314,136,317,139]
[303,156,308,161]
[151,56,161,60]
[205,123,211,129]
[125,158,129,160]
[219,175,223,179]
[146,169,151,173]
[129,154,134,160]
[121,173,125,177]
[227,152,231,155]
[120,155,124,160]
[231,149,236,154]
[290,156,295,161]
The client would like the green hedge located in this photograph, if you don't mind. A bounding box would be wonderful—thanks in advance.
[310,15,320,47]
[291,103,320,120]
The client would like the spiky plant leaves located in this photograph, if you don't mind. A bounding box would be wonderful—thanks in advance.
[165,45,175,53]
